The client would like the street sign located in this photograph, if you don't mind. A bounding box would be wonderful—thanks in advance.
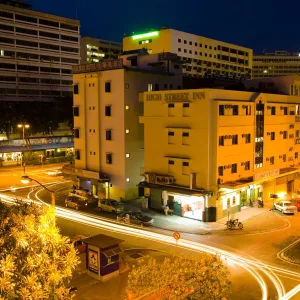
[173,232,180,240]
[227,204,231,212]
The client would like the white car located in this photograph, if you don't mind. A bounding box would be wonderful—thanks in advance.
[46,169,63,176]
[274,201,297,214]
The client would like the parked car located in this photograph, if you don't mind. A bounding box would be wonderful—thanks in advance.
[274,200,297,214]
[68,189,98,205]
[65,196,88,210]
[46,168,63,176]
[98,199,124,213]
[117,211,154,226]
[290,198,300,211]
[70,235,88,253]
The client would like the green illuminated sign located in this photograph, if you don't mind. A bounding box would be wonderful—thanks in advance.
[132,31,159,40]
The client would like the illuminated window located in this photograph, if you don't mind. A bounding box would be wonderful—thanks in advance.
[126,178,130,182]
[126,153,130,158]
[125,105,129,110]
[126,129,129,133]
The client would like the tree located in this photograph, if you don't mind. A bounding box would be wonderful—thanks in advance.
[0,201,79,300]
[127,255,231,300]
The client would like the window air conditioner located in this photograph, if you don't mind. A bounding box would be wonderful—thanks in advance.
[241,162,244,166]
[279,155,282,158]
[229,135,232,138]
[242,134,245,137]
[267,132,271,136]
[267,106,271,109]
[280,131,283,134]
[266,157,269,161]
[242,105,247,108]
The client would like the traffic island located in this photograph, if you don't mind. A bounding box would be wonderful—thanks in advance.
[279,238,300,265]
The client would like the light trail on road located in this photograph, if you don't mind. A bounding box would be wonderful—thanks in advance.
[1,193,295,299]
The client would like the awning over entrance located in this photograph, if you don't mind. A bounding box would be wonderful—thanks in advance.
[138,181,213,196]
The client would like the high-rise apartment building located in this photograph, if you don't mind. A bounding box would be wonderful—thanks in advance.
[0,0,80,102]
[63,50,183,200]
[123,28,253,80]
[253,51,300,79]
[80,37,122,64]
[139,77,300,221]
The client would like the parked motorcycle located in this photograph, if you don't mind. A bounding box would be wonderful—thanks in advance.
[226,218,243,230]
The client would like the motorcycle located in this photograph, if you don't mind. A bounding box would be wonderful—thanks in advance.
[226,218,243,230]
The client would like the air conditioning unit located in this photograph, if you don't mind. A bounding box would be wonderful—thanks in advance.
[267,132,271,136]
[280,131,283,134]
[279,155,282,158]
[290,125,294,129]
[225,135,229,139]
[229,135,232,138]
[242,105,247,108]
[227,165,232,168]
[266,157,269,161]
[280,106,285,110]
[241,162,245,166]
[225,105,229,109]
[242,134,245,137]
[267,106,271,109]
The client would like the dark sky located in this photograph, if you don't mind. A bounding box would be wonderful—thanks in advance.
[30,0,300,54]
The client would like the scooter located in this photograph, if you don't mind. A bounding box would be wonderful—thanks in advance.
[226,218,243,230]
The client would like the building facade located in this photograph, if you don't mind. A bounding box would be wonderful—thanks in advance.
[0,0,80,102]
[253,51,300,79]
[67,51,183,200]
[139,83,300,221]
[123,28,253,80]
[80,37,122,64]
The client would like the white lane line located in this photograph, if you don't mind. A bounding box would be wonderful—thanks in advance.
[277,238,300,266]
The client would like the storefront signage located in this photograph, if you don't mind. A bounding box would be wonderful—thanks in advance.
[72,59,123,74]
[146,91,205,102]
[88,249,99,275]
[254,169,280,181]
[0,136,73,147]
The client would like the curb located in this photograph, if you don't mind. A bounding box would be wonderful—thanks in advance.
[277,238,300,266]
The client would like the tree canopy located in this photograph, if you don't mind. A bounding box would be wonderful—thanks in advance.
[127,255,231,300]
[0,201,79,300]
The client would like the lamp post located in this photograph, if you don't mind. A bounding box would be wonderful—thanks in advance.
[21,175,55,207]
[17,123,30,146]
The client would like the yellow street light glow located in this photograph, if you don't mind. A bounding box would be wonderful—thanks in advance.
[20,175,31,184]
[25,124,30,128]
[132,31,159,40]
[17,124,22,128]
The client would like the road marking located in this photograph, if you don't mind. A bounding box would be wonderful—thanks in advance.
[277,238,300,266]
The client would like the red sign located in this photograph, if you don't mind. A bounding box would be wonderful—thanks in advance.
[173,232,180,240]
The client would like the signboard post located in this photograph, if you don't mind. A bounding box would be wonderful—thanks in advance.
[173,232,180,247]
[227,204,231,221]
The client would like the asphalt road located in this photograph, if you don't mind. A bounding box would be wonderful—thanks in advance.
[1,171,300,299]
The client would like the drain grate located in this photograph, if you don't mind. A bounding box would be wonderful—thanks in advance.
[129,253,143,260]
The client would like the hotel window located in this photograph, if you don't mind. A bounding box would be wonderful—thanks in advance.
[182,161,189,175]
[283,107,288,115]
[283,154,287,162]
[271,106,276,115]
[296,105,300,115]
[283,131,287,139]
[154,84,159,91]
[105,105,111,116]
[231,163,237,173]
[219,136,224,146]
[245,134,251,144]
[219,105,225,115]
[168,160,174,165]
[244,161,250,170]
[168,131,175,144]
[74,128,80,138]
[271,132,275,140]
[182,132,190,145]
[296,130,300,138]
[178,39,181,43]
[105,81,111,93]
[184,49,187,53]
[270,156,275,165]
[75,149,80,160]
[168,103,174,108]
[218,166,223,176]
[106,153,112,164]
[168,160,175,173]
[178,48,181,52]
[73,84,79,94]
[189,41,192,45]
[106,129,112,141]
[232,135,238,145]
[244,105,251,115]
[184,40,187,44]
[189,50,192,54]
[232,105,239,115]
[73,106,79,116]
[295,152,299,159]
[148,84,153,91]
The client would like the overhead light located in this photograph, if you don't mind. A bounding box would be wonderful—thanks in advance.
[126,153,130,158]
[126,129,130,133]
[126,178,130,182]
[132,31,159,40]
[21,175,31,184]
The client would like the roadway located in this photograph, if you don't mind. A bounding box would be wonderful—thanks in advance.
[1,171,300,299]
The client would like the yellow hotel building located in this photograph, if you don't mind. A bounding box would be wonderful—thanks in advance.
[123,28,253,80]
[139,86,300,221]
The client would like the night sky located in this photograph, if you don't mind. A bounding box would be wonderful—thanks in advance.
[30,0,300,54]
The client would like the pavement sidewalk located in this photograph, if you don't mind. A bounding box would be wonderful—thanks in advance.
[123,199,289,235]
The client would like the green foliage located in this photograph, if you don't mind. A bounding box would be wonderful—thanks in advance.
[0,201,79,300]
[127,255,231,300]
[0,98,73,138]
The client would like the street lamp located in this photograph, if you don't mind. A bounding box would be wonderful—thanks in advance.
[21,175,55,207]
[17,123,30,146]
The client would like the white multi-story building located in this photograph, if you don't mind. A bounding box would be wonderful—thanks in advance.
[80,37,122,64]
[123,28,253,80]
[65,50,183,200]
[0,0,80,102]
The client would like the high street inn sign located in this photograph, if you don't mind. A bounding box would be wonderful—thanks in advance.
[146,91,205,102]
